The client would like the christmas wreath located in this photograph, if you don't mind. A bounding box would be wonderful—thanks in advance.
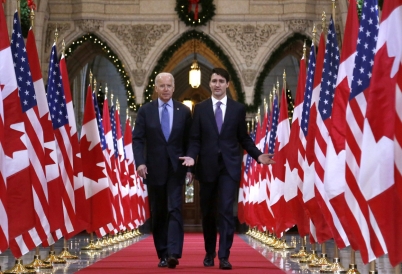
[175,0,216,27]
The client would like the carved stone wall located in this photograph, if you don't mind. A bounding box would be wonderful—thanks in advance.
[10,0,349,105]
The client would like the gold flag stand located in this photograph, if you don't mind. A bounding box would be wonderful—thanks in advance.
[291,236,310,259]
[368,261,377,274]
[4,259,36,274]
[24,247,53,269]
[58,239,79,259]
[299,243,319,264]
[43,245,67,264]
[309,243,331,268]
[346,250,360,274]
[81,233,102,251]
[320,244,346,273]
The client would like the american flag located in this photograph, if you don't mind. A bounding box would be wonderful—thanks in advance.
[268,92,279,155]
[266,90,278,228]
[93,91,116,237]
[9,11,48,257]
[26,28,65,246]
[46,43,78,239]
[114,106,132,229]
[344,0,382,263]
[313,16,349,248]
[300,44,315,139]
[59,53,86,238]
[323,0,360,254]
[110,103,125,230]
[47,44,68,129]
[302,31,332,244]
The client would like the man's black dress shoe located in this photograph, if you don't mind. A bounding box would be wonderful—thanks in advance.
[167,256,179,269]
[158,257,168,267]
[219,258,232,270]
[203,253,216,267]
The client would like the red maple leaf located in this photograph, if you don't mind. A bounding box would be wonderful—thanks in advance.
[3,123,26,158]
[80,134,106,183]
[44,147,55,166]
[3,94,28,158]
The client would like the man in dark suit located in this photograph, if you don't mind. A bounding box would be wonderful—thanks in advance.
[133,72,192,269]
[180,68,275,270]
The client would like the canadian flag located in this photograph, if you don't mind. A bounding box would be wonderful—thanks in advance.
[270,88,291,235]
[358,0,402,266]
[0,2,35,254]
[284,52,309,237]
[80,86,114,232]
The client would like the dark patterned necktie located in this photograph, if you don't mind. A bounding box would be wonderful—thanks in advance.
[161,103,170,141]
[215,101,222,133]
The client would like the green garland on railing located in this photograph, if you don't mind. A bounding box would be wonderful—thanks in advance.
[175,0,216,27]
[142,29,247,109]
[64,33,137,111]
[20,0,30,38]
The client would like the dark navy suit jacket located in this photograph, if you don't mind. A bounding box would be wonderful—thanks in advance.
[132,99,192,185]
[187,97,262,183]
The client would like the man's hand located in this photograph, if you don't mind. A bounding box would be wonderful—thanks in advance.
[137,164,148,179]
[179,156,195,166]
[258,154,276,165]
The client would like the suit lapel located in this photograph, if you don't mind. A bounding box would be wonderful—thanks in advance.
[220,98,232,133]
[205,98,220,134]
[152,100,166,141]
[171,100,181,140]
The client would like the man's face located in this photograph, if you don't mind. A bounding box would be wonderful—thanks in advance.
[155,74,174,102]
[209,73,229,100]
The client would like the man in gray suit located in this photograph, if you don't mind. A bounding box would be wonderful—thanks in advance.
[133,72,192,269]
[180,68,275,270]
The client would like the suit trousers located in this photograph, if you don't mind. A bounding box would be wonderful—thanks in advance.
[199,154,237,259]
[147,161,184,259]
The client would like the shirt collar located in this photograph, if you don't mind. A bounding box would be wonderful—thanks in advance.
[212,96,227,106]
[158,98,173,108]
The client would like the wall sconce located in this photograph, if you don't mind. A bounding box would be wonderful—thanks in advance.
[189,39,201,88]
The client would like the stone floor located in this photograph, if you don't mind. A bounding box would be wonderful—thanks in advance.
[0,231,399,273]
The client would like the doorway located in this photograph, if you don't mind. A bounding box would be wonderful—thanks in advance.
[182,180,202,232]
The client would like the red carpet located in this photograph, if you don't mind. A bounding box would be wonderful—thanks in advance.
[77,233,286,273]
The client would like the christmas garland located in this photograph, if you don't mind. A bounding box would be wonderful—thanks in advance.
[65,34,137,111]
[142,30,248,110]
[175,0,216,27]
[254,33,310,113]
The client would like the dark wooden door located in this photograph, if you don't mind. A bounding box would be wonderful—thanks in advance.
[182,180,202,232]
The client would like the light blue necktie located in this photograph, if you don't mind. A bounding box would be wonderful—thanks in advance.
[161,103,170,141]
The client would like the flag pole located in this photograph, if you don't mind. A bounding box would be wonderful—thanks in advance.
[346,250,360,274]
[56,40,80,260]
[22,2,55,269]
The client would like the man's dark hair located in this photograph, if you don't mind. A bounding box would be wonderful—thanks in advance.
[210,68,230,82]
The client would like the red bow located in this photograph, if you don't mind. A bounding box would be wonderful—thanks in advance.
[2,0,6,3]
[188,0,200,20]
[28,0,36,10]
